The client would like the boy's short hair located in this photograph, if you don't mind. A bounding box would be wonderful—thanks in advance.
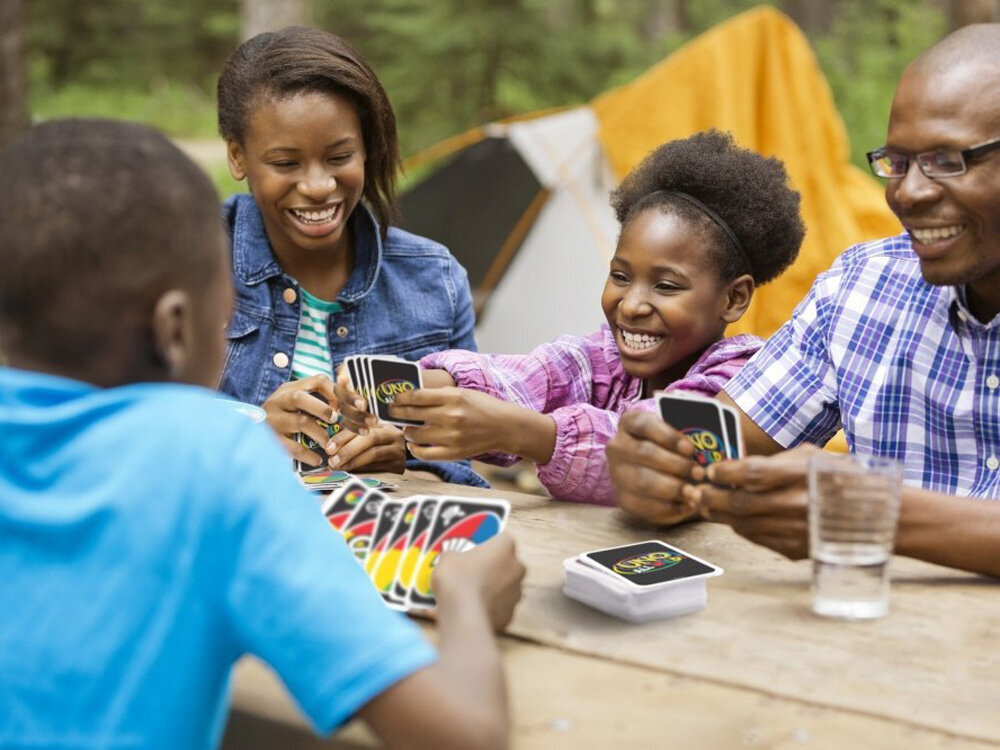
[217,26,401,233]
[610,130,804,285]
[0,119,223,369]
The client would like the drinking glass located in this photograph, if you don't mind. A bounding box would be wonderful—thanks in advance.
[808,453,903,620]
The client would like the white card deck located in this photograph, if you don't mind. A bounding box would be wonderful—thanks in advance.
[563,540,723,623]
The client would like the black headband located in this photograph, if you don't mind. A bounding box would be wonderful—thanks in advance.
[661,191,753,276]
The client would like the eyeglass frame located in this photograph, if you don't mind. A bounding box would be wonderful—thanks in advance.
[866,136,1000,179]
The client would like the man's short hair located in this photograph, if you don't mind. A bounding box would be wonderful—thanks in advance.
[0,119,223,369]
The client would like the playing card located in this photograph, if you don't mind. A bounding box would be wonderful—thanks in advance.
[340,490,388,562]
[581,540,722,588]
[320,479,369,530]
[657,393,730,466]
[371,498,422,603]
[407,497,510,609]
[393,497,439,604]
[364,499,403,578]
[293,399,344,473]
[720,404,743,460]
[369,357,424,426]
[299,468,354,490]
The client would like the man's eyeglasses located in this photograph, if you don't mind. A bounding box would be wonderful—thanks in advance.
[867,137,1000,179]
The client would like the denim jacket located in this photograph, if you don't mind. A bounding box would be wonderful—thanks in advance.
[219,194,486,487]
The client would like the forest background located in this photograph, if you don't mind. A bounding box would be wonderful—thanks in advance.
[3,0,1000,196]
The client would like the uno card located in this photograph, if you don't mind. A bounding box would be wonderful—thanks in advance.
[581,540,722,587]
[371,498,422,602]
[321,479,370,531]
[364,500,403,577]
[369,357,423,426]
[341,490,387,562]
[300,468,354,490]
[657,393,730,466]
[294,400,344,473]
[393,498,439,603]
[720,404,743,460]
[407,498,510,609]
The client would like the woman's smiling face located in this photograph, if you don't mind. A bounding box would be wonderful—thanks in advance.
[226,90,367,263]
[601,208,732,387]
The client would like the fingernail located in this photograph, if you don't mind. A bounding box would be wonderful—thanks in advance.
[359,426,369,436]
[328,455,340,468]
[705,465,716,481]
[355,399,366,410]
[326,441,338,454]
[330,409,339,423]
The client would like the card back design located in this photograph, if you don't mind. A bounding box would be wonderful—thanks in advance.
[584,541,720,587]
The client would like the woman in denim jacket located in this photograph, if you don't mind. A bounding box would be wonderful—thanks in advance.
[216,27,484,486]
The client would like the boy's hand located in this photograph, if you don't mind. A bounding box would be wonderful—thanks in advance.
[391,388,518,461]
[697,445,818,559]
[326,423,407,474]
[261,374,337,468]
[334,363,376,435]
[606,410,702,526]
[432,532,525,632]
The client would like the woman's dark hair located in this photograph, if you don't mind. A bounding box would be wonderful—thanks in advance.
[610,130,804,285]
[218,26,400,233]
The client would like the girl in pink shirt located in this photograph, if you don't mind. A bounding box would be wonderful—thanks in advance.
[337,131,804,506]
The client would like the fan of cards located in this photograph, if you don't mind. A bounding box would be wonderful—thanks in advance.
[563,540,723,623]
[656,391,743,465]
[344,354,424,427]
[322,479,510,611]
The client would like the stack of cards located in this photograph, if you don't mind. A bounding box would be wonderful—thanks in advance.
[321,481,510,611]
[563,540,723,623]
[344,354,424,427]
[299,469,395,492]
[656,392,743,465]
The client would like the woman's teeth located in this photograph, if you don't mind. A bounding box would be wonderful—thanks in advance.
[621,328,663,350]
[291,205,338,224]
[910,225,964,243]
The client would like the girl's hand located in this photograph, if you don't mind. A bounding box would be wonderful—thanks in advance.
[391,388,555,464]
[328,423,407,474]
[262,374,338,468]
[334,363,376,435]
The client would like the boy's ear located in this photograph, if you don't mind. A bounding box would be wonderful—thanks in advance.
[151,290,195,381]
[721,274,755,323]
[226,139,247,181]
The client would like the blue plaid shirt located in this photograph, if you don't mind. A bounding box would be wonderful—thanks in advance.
[727,234,1000,499]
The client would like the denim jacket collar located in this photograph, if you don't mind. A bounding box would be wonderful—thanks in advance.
[226,193,383,305]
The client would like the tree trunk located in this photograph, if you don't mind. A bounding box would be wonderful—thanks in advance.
[784,0,835,35]
[949,0,1000,27]
[240,0,312,42]
[0,0,29,151]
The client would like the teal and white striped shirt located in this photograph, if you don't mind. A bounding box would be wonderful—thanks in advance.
[292,287,342,381]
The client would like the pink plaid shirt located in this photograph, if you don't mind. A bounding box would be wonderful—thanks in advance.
[421,324,761,505]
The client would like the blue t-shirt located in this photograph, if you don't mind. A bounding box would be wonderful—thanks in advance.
[0,367,436,748]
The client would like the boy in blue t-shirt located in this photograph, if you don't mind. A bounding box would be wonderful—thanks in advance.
[0,120,524,749]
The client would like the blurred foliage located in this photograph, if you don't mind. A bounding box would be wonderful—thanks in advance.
[25,0,949,196]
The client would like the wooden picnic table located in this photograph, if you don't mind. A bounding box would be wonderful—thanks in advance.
[224,473,1000,749]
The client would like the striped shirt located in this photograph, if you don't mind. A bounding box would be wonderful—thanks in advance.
[292,287,342,381]
[726,234,1000,499]
[421,325,761,505]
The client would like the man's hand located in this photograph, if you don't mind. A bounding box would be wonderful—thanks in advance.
[261,374,337,468]
[698,444,821,559]
[606,410,703,526]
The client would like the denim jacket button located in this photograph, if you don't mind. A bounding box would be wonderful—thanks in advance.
[282,287,297,304]
[336,326,349,338]
[273,352,290,368]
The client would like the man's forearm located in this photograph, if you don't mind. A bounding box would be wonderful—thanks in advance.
[896,486,1000,577]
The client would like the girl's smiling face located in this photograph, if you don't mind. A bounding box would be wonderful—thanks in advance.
[226,90,366,263]
[601,208,746,389]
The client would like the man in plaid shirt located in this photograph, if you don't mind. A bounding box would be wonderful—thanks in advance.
[607,24,1000,577]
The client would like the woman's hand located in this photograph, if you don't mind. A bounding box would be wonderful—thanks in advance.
[328,423,408,474]
[392,387,556,464]
[261,374,337,468]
